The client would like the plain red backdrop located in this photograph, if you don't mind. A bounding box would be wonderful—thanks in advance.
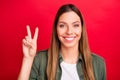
[0,0,120,80]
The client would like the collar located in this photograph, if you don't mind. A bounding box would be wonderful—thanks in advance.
[58,52,83,64]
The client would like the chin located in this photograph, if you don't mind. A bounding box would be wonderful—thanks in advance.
[62,43,77,48]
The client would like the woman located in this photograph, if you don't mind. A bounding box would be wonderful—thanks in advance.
[18,4,106,80]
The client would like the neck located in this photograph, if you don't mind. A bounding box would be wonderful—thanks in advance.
[60,45,79,64]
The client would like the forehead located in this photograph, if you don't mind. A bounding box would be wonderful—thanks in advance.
[58,11,80,23]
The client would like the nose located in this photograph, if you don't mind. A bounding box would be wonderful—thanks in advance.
[66,26,73,34]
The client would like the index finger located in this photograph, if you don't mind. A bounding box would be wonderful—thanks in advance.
[26,25,32,38]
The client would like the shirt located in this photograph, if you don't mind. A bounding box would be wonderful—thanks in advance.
[60,61,79,80]
[29,50,106,80]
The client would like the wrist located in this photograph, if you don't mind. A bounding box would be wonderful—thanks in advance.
[23,54,35,59]
[22,56,34,62]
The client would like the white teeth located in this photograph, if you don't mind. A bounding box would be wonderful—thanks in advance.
[65,38,74,41]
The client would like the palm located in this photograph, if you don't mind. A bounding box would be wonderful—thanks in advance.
[22,25,39,58]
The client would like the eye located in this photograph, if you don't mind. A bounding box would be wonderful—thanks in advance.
[59,24,65,28]
[73,24,79,27]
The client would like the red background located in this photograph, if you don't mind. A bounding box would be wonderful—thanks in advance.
[0,0,120,80]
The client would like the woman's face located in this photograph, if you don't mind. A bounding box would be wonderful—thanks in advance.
[57,11,82,48]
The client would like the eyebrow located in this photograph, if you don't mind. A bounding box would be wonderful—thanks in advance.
[58,21,81,24]
[72,21,81,24]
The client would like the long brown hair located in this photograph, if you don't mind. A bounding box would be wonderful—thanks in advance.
[47,4,95,80]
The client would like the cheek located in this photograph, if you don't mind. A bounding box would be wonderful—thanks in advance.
[57,28,65,36]
[57,29,64,42]
[57,29,62,39]
[57,28,61,36]
[75,28,82,36]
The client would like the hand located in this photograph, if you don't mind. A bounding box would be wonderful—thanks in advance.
[22,25,39,58]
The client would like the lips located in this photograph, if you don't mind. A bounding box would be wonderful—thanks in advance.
[64,36,76,41]
[65,37,74,41]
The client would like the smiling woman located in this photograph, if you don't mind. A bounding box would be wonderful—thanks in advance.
[18,4,106,80]
[57,11,82,49]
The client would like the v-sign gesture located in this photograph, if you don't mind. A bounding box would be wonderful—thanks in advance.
[18,25,39,80]
[22,25,39,58]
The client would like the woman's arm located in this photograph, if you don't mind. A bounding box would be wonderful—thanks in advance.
[18,57,34,80]
[18,25,39,80]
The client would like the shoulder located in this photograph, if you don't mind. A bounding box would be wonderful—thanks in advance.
[91,53,106,80]
[30,50,48,79]
[91,53,105,64]
[91,53,106,72]
[32,50,48,67]
[35,49,48,59]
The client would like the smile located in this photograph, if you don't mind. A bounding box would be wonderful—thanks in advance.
[64,36,76,42]
[65,37,74,41]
